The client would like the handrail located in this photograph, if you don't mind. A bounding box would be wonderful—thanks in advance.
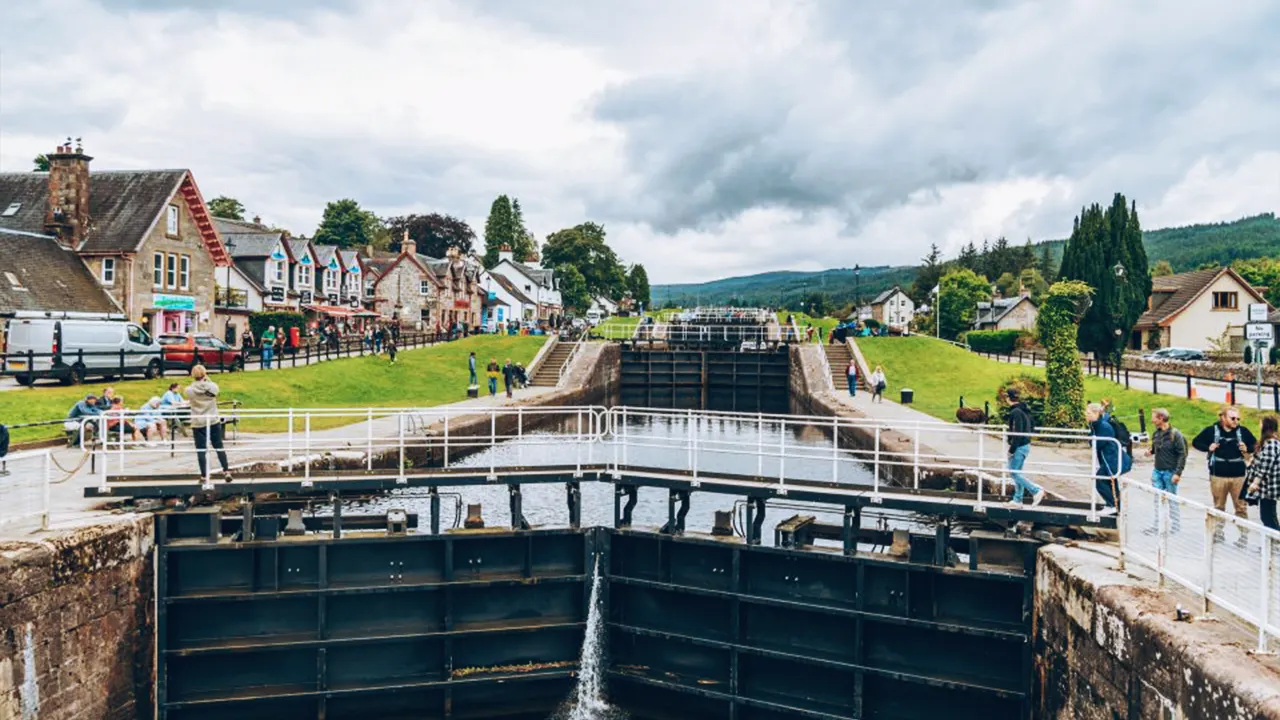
[816,344,834,393]
[556,341,585,387]
[1119,478,1280,651]
[0,448,52,531]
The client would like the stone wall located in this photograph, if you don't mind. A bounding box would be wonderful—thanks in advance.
[1122,354,1280,385]
[1035,543,1280,720]
[0,515,155,720]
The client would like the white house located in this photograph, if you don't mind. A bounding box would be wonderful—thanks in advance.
[869,286,914,327]
[484,272,537,329]
[974,295,1038,332]
[489,245,561,323]
[1132,267,1267,352]
[590,295,618,317]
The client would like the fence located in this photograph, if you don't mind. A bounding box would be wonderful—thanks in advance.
[595,323,790,345]
[1120,479,1280,651]
[1,330,461,385]
[0,449,52,531]
[970,348,1280,411]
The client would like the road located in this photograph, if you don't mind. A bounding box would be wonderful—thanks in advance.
[980,351,1278,412]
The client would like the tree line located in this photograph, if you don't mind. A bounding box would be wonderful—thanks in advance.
[204,194,650,315]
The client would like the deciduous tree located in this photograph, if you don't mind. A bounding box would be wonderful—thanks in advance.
[627,264,651,308]
[937,268,991,340]
[313,199,378,249]
[1036,281,1092,428]
[556,264,590,313]
[542,222,627,299]
[209,196,246,221]
[385,213,476,257]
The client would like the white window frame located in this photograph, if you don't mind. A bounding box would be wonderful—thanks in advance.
[101,258,116,285]
[273,260,286,285]
[325,269,338,293]
[166,205,179,236]
[179,255,190,290]
[153,253,164,287]
[365,279,375,298]
[166,253,177,289]
[420,280,431,296]
[297,264,312,288]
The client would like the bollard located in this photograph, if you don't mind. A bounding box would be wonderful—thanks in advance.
[711,510,734,536]
[464,503,485,529]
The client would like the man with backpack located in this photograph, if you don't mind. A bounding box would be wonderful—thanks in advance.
[1087,403,1130,512]
[1005,388,1045,506]
[1145,408,1186,534]
[1192,405,1257,544]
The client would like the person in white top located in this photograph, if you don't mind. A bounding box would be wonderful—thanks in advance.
[869,366,887,403]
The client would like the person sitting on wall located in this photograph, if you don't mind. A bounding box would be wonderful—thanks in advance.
[64,394,102,446]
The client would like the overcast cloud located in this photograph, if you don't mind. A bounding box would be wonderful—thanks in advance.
[1,0,1277,283]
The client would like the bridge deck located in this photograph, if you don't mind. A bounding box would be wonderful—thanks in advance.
[89,463,1116,528]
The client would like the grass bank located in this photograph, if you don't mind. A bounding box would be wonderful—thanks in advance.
[777,312,840,340]
[5,335,547,443]
[595,316,640,337]
[856,335,1259,433]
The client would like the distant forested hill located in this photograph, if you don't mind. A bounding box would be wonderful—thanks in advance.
[653,213,1280,308]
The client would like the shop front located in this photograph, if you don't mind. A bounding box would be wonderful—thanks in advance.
[146,293,198,336]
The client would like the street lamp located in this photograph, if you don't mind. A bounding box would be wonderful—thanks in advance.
[1113,262,1126,279]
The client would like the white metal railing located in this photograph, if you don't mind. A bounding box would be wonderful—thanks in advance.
[596,323,785,343]
[556,341,585,387]
[0,448,52,531]
[603,406,1117,518]
[1119,479,1280,651]
[91,406,607,491]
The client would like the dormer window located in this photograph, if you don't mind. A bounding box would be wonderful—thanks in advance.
[5,271,25,291]
[101,258,116,285]
[1,202,20,217]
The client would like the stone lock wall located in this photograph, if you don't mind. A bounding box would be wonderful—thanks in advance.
[0,515,155,720]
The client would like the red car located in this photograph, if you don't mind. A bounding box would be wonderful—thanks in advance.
[158,334,245,371]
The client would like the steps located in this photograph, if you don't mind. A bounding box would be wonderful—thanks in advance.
[529,342,576,386]
[823,343,856,392]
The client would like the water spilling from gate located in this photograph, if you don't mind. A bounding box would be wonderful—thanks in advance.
[556,556,626,720]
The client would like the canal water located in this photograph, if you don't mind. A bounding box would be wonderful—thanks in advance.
[343,413,926,543]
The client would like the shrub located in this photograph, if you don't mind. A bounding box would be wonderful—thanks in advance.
[1036,281,1092,429]
[249,311,306,343]
[966,329,1022,355]
[1272,345,1280,365]
[864,318,882,330]
[995,375,1049,427]
[1245,345,1255,364]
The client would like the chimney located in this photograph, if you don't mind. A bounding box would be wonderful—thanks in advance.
[44,137,92,248]
[1019,280,1030,298]
[252,215,262,225]
[400,229,416,257]
[524,248,540,264]
[498,243,513,264]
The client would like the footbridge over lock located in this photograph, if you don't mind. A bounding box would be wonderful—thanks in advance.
[81,404,1122,719]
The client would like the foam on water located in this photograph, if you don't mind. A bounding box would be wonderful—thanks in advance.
[555,556,626,720]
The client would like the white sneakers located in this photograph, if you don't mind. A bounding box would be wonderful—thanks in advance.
[1032,489,1046,506]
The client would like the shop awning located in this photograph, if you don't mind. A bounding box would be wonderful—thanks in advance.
[354,310,381,317]
[303,304,357,317]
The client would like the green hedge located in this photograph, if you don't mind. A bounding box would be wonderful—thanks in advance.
[249,311,306,343]
[966,329,1022,355]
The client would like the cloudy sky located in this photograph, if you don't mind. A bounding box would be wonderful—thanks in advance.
[1,0,1277,283]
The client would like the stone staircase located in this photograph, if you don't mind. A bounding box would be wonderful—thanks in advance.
[529,342,576,386]
[823,342,856,392]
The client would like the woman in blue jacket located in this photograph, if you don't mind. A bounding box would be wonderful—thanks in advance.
[1087,403,1123,510]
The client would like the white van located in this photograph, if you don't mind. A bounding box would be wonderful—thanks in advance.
[585,309,603,326]
[4,315,164,386]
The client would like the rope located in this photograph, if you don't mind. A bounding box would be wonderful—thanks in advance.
[48,448,92,483]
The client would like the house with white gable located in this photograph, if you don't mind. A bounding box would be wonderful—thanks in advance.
[869,286,914,327]
[488,245,561,325]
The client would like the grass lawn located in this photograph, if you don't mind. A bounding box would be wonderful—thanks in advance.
[595,316,640,337]
[4,335,547,443]
[778,312,840,340]
[857,335,1259,434]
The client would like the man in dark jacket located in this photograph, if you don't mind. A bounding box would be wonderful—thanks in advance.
[1087,403,1122,511]
[1005,389,1044,506]
[502,359,515,398]
[1192,405,1257,543]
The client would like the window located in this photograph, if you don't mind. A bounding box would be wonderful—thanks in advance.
[273,260,286,285]
[1,202,20,217]
[365,279,375,297]
[101,258,115,285]
[1212,291,1239,310]
[297,264,312,288]
[5,271,25,291]
[166,253,177,288]
[325,269,337,292]
[166,205,179,236]
[127,325,151,345]
[179,255,190,290]
[420,280,431,296]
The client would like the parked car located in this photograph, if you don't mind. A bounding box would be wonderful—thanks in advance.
[158,333,245,371]
[1140,347,1207,362]
[4,315,163,386]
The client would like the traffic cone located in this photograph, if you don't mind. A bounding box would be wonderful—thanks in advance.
[1190,386,1198,399]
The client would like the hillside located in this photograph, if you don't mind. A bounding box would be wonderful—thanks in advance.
[653,213,1280,307]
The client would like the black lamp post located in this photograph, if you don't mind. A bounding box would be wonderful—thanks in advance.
[854,264,861,312]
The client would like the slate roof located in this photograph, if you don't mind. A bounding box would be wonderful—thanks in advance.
[214,217,285,258]
[287,238,314,264]
[338,249,362,271]
[0,169,193,254]
[490,272,535,306]
[975,296,1035,327]
[0,228,120,315]
[871,286,905,305]
[1135,268,1263,328]
[313,244,339,269]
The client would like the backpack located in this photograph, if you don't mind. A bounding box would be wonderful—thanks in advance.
[1108,415,1133,455]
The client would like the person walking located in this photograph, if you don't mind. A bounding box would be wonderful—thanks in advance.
[1005,388,1045,506]
[1193,405,1257,544]
[468,352,478,387]
[184,365,232,483]
[1247,416,1280,531]
[487,357,500,397]
[502,359,515,398]
[1145,408,1187,534]
[845,359,858,398]
[260,325,277,369]
[1087,403,1122,511]
[869,365,887,403]
[385,332,398,364]
[373,323,384,353]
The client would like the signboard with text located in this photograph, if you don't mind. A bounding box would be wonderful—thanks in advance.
[1247,323,1274,341]
[300,290,313,305]
[270,286,286,303]
[1250,303,1269,323]
[153,293,195,311]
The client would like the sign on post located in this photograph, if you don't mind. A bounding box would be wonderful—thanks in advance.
[1246,323,1274,342]
[1250,303,1269,323]
[270,286,285,303]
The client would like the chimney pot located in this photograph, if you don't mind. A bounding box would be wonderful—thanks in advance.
[253,215,261,225]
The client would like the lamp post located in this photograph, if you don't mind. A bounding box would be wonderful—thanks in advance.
[854,264,861,310]
[932,284,940,339]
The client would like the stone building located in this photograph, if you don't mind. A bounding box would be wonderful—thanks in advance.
[973,294,1038,332]
[368,236,484,330]
[0,141,230,335]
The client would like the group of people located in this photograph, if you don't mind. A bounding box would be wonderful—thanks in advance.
[843,360,887,402]
[468,352,527,398]
[64,367,234,481]
[1005,397,1280,536]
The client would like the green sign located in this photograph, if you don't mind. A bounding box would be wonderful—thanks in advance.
[153,293,196,311]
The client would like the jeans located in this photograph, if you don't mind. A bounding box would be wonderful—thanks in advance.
[375,337,383,353]
[489,377,497,396]
[261,346,274,369]
[1150,469,1182,532]
[193,423,229,479]
[1008,444,1040,501]
[1261,499,1279,532]
[470,368,478,386]
[847,375,857,396]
